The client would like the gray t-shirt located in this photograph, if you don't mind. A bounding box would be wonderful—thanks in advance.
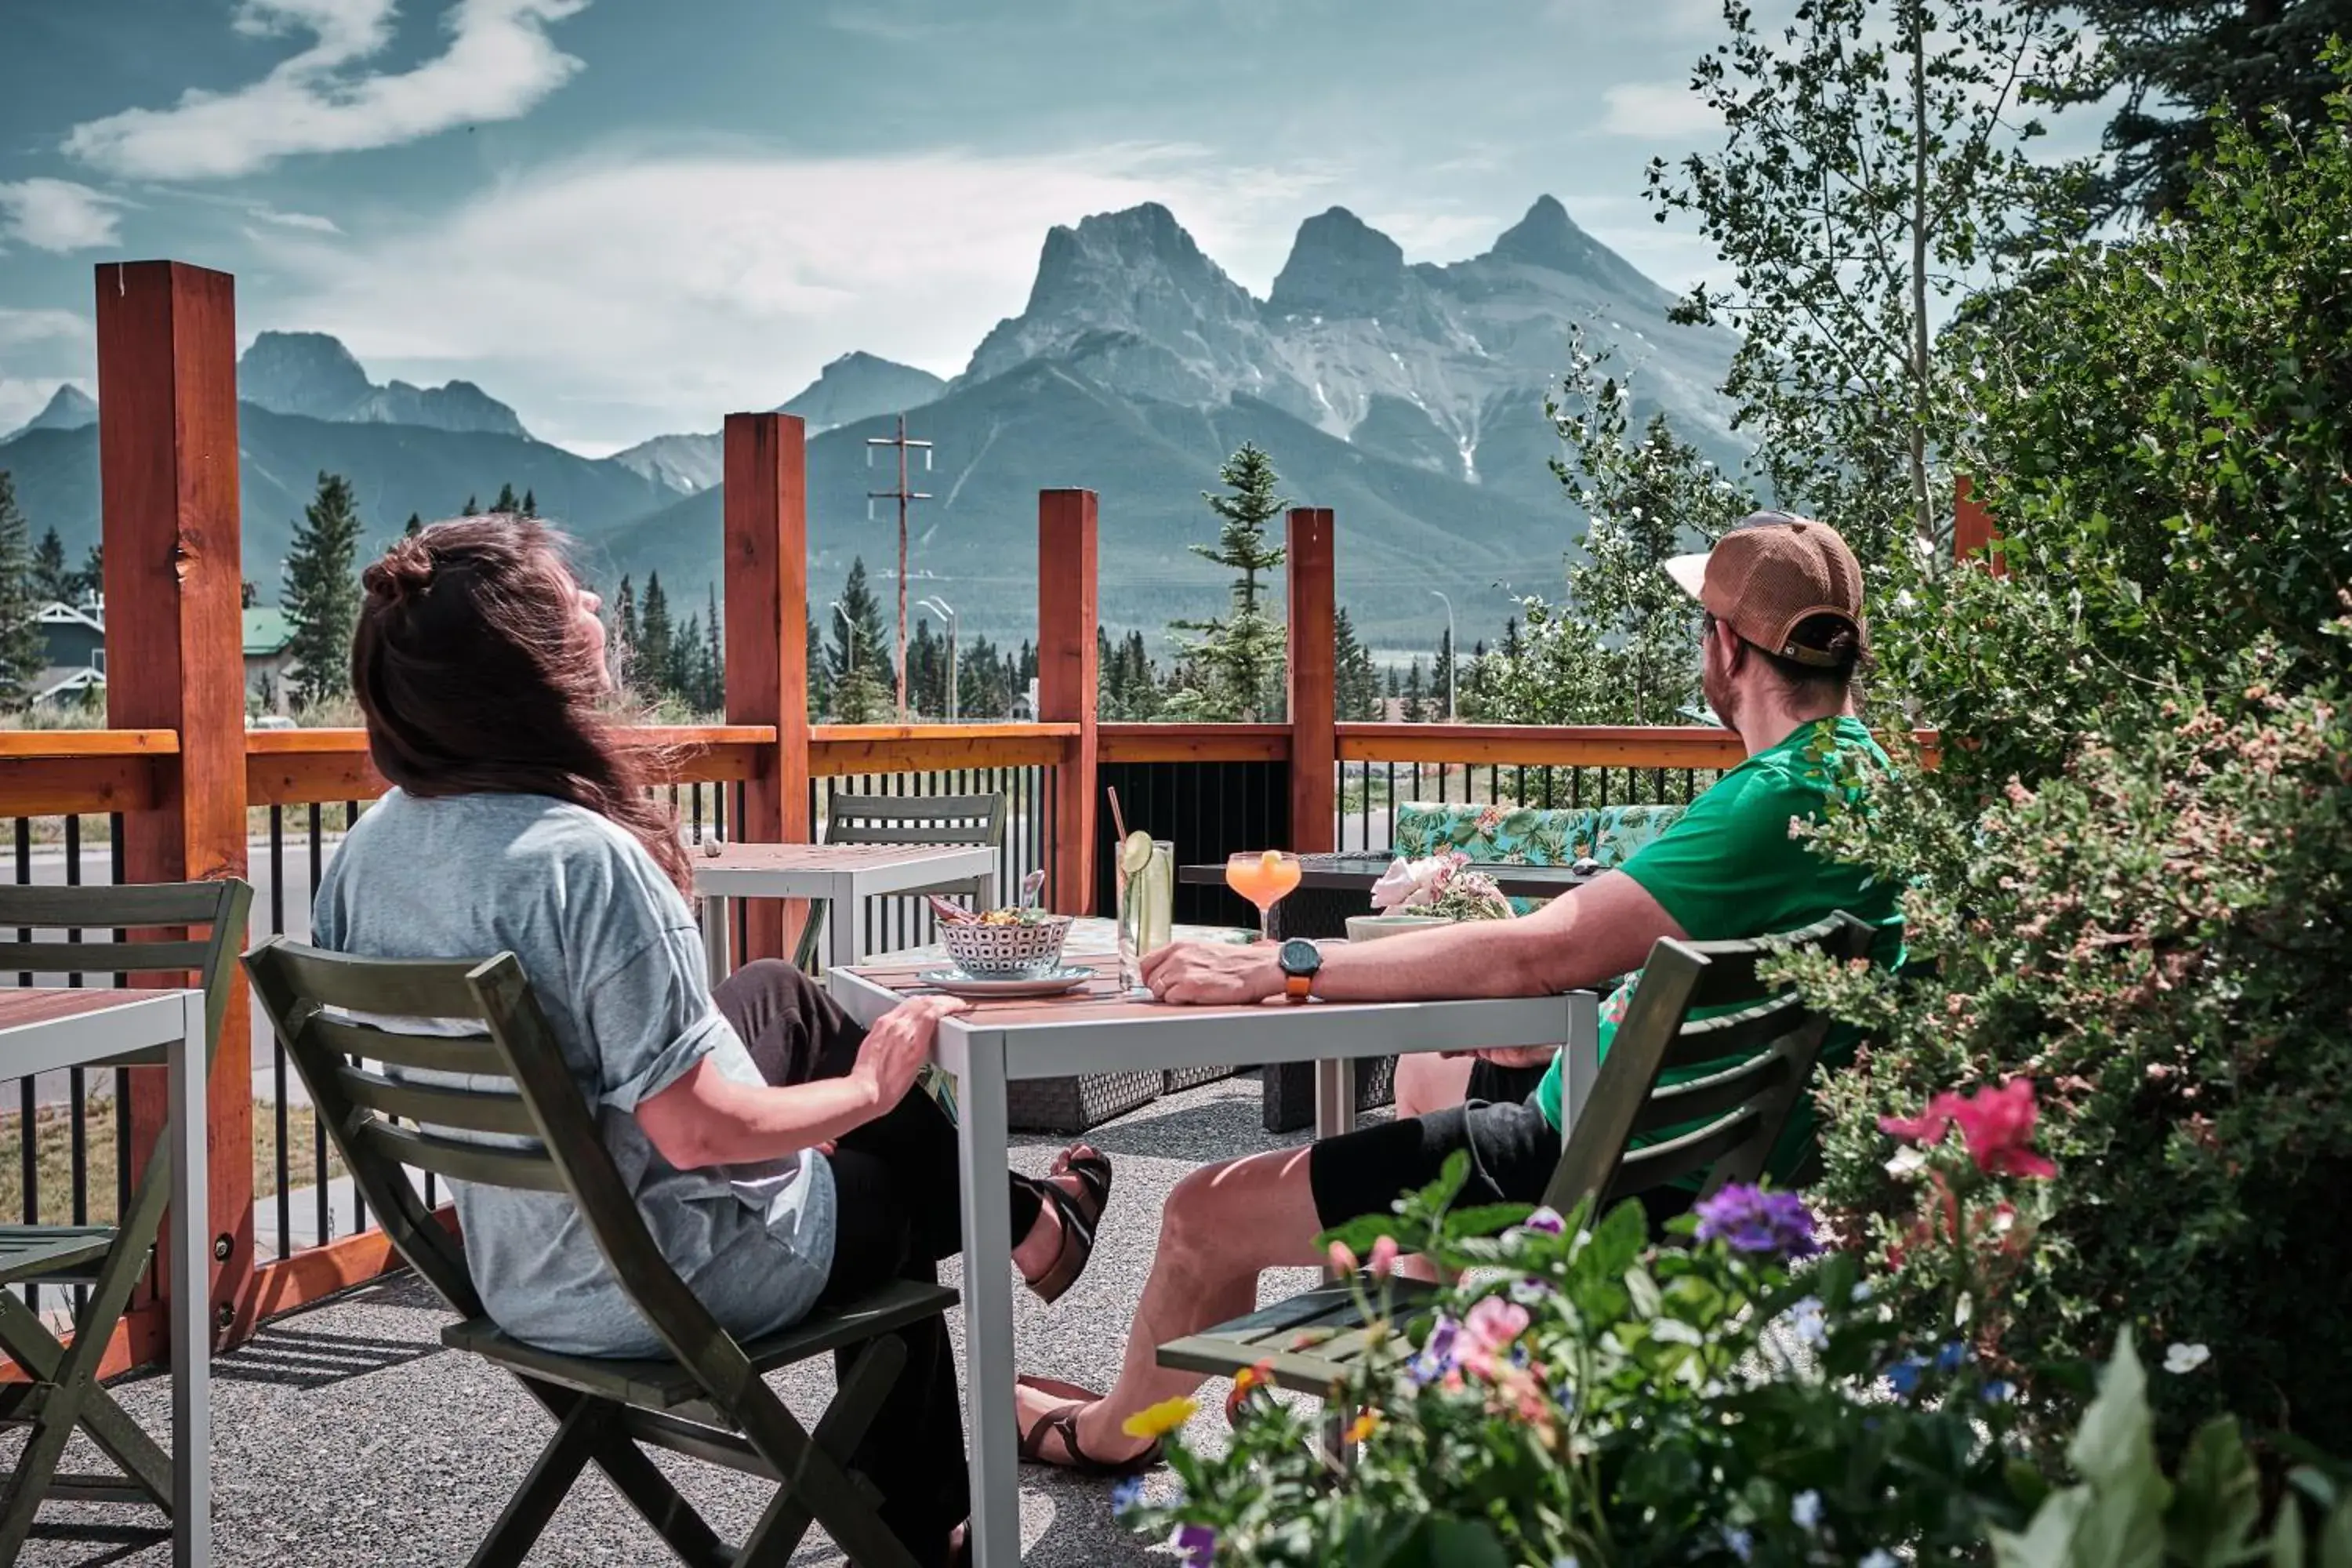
[314,788,835,1356]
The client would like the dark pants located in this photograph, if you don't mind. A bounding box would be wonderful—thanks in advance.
[714,960,1047,1568]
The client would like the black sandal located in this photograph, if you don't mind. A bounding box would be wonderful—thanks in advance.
[1025,1144,1111,1305]
[1015,1376,1163,1476]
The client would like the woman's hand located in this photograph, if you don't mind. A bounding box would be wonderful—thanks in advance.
[1141,940,1285,1006]
[850,994,968,1111]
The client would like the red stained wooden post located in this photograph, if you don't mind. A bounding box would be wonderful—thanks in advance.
[722,413,813,963]
[1037,490,1099,915]
[96,260,252,1348]
[1955,474,2005,576]
[1286,507,1337,855]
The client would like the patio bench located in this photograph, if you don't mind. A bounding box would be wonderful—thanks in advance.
[246,938,951,1568]
[1261,800,1687,1132]
[0,878,252,1563]
[1164,909,1875,1407]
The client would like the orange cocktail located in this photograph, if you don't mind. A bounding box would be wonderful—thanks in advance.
[1225,849,1304,942]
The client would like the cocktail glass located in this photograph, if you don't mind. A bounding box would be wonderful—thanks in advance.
[1225,849,1303,943]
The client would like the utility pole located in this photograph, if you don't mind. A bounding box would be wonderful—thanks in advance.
[866,413,933,721]
[920,594,958,722]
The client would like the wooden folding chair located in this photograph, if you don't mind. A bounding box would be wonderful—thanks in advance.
[1158,909,1878,1401]
[244,937,955,1568]
[0,877,252,1560]
[792,793,1005,971]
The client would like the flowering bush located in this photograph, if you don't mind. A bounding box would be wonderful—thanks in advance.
[1128,1156,2033,1566]
[1126,1137,2352,1566]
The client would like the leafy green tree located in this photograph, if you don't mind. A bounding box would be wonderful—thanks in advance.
[1798,72,2352,1457]
[1650,0,2096,564]
[30,528,71,605]
[2024,0,2352,222]
[1166,443,1288,721]
[637,572,673,698]
[281,471,366,709]
[0,475,45,706]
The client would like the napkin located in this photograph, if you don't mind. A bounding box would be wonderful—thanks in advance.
[1370,851,1461,912]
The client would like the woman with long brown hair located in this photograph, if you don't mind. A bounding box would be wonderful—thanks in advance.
[314,518,1114,1565]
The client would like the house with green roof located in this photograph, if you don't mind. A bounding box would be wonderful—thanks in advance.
[243,606,298,715]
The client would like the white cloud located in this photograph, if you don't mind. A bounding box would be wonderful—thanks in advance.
[249,205,343,234]
[260,144,1333,450]
[1599,81,1721,140]
[0,311,91,439]
[63,0,590,181]
[0,180,125,252]
[0,308,87,351]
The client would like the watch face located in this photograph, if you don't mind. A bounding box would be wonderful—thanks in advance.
[1278,938,1321,976]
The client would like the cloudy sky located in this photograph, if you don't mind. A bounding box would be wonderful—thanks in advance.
[0,0,1751,453]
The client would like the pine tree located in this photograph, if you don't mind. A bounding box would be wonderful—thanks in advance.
[1434,625,1456,721]
[461,495,480,517]
[910,619,946,719]
[491,482,521,515]
[1166,442,1289,720]
[637,572,674,699]
[71,542,102,604]
[1384,665,1401,704]
[673,612,704,711]
[0,475,45,707]
[1332,606,1381,720]
[610,575,639,687]
[30,528,71,605]
[281,470,366,710]
[827,558,888,695]
[806,621,830,718]
[520,488,538,519]
[704,586,724,713]
[1402,659,1430,724]
[403,513,423,538]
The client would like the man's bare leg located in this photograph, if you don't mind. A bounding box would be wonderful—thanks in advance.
[1392,1052,1475,1120]
[1016,1145,1326,1466]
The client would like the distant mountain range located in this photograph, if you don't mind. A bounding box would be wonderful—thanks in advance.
[0,195,1740,650]
[3,384,96,441]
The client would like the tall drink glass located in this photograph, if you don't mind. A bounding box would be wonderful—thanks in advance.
[1225,850,1303,942]
[1116,837,1175,993]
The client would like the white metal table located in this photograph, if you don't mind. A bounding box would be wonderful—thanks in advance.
[0,987,211,1568]
[830,955,1599,1568]
[693,842,1000,989]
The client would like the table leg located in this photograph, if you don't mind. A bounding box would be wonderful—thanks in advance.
[700,894,729,992]
[1313,1058,1356,1141]
[826,875,860,975]
[953,1034,1021,1568]
[169,992,210,1568]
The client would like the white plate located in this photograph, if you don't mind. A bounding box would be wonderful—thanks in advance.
[916,967,1096,999]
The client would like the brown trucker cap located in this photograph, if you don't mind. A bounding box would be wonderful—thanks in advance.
[1663,511,1867,669]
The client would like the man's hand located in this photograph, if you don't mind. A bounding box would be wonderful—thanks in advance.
[850,994,968,1111]
[1141,940,1285,1006]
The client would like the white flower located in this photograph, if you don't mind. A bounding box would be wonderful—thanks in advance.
[1860,1552,1899,1568]
[1884,1145,1930,1179]
[1552,1559,1581,1568]
[1781,1296,1828,1349]
[1791,1490,1823,1531]
[2165,1342,2212,1374]
[1850,1281,1875,1305]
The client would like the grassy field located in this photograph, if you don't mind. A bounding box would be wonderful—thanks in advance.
[0,1099,344,1227]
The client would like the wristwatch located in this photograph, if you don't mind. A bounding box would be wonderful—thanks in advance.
[1277,938,1323,1003]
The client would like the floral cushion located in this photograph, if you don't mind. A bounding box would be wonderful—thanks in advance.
[1391,802,1686,869]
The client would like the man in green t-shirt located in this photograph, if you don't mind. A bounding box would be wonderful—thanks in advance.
[1017,513,1905,1472]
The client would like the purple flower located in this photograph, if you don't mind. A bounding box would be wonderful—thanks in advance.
[1936,1341,1969,1373]
[1172,1523,1217,1567]
[1692,1184,1822,1260]
[1110,1477,1147,1516]
[1524,1207,1566,1235]
[1409,1315,1462,1386]
[1887,1356,1926,1397]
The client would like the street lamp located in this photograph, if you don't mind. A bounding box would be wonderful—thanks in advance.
[919,595,958,723]
[1429,589,1457,721]
[831,601,854,674]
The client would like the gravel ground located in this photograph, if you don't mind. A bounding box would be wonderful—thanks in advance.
[10,1075,1333,1566]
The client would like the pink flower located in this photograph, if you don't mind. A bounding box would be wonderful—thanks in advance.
[1327,1240,1359,1276]
[1457,1296,1531,1377]
[1948,1078,2057,1179]
[1368,1236,1401,1279]
[1878,1094,1962,1145]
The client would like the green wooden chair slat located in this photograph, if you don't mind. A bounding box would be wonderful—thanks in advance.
[333,1061,539,1138]
[1158,911,1878,1406]
[0,877,252,1559]
[245,935,949,1568]
[791,792,1005,972]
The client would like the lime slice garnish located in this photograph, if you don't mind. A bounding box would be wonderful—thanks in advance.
[1120,830,1156,876]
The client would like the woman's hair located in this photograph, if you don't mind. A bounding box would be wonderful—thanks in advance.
[351,518,694,898]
